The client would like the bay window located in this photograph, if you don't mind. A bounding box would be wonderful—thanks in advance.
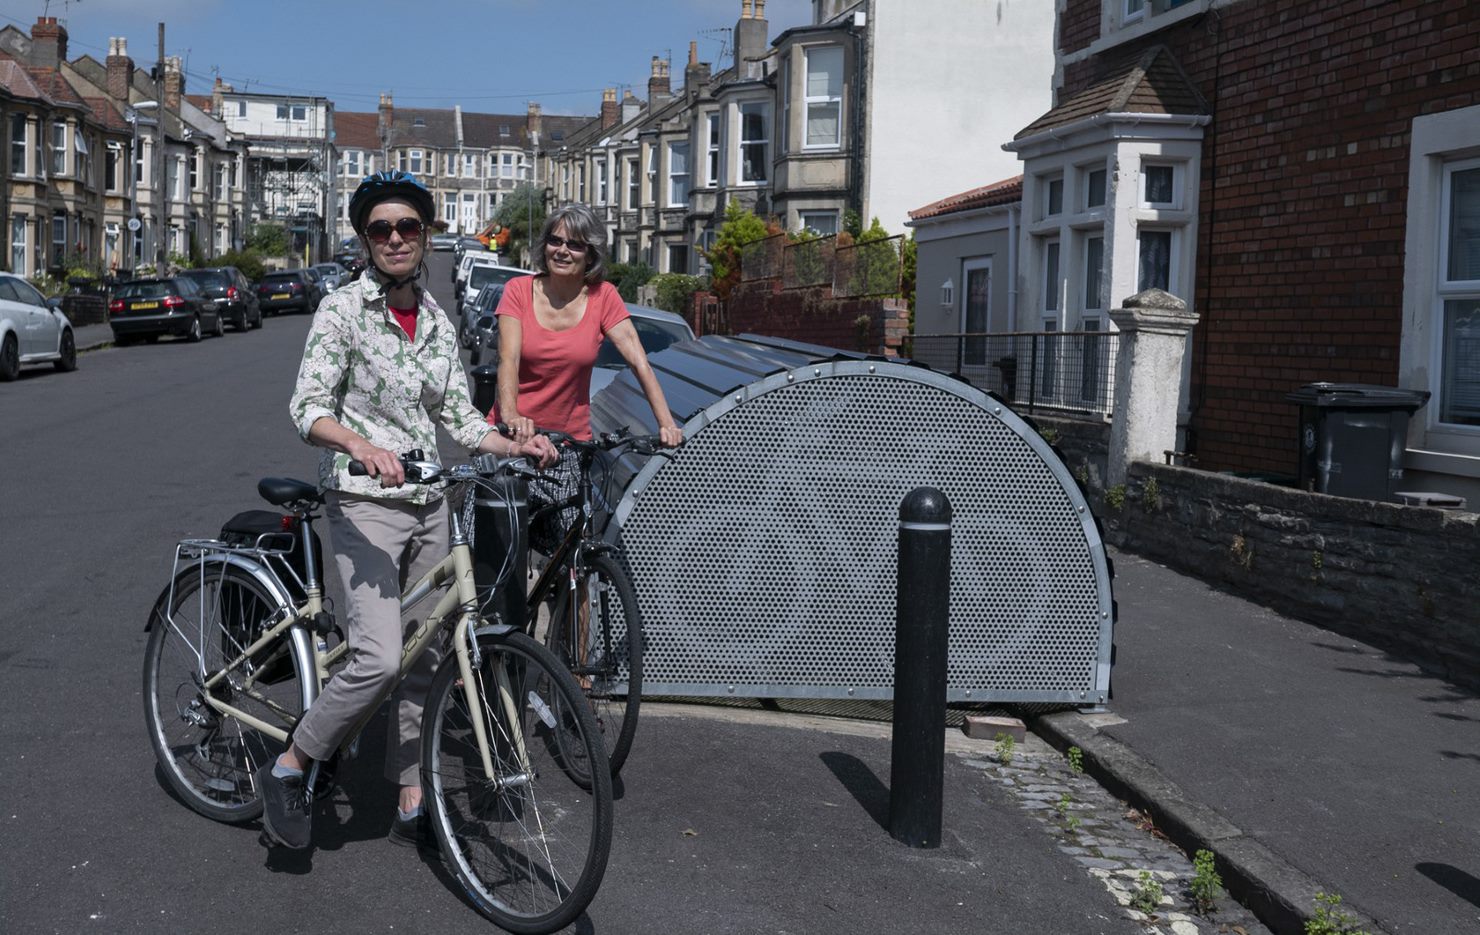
[738,102,769,184]
[668,142,689,207]
[804,46,843,149]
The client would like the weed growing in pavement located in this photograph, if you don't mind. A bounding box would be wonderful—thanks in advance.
[1190,849,1222,915]
[1129,870,1164,915]
[1055,792,1072,817]
[1105,485,1126,510]
[1305,891,1373,935]
[1229,534,1253,570]
[1039,426,1061,446]
[1067,746,1084,774]
[1073,463,1090,484]
[994,732,1015,766]
[1066,814,1082,832]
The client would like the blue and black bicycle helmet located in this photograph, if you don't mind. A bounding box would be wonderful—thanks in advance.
[348,170,435,235]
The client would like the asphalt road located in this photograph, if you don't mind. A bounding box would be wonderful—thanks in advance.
[0,253,1154,934]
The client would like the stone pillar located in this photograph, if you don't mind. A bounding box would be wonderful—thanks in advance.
[1106,288,1199,487]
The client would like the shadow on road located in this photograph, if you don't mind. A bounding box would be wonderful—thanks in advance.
[818,750,889,831]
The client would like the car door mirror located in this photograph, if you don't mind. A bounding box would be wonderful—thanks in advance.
[46,296,63,310]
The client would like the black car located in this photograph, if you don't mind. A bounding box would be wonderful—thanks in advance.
[256,269,326,315]
[109,277,225,344]
[178,267,262,331]
[459,282,505,350]
[468,312,498,366]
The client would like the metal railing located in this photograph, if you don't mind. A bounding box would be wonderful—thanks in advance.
[738,232,905,299]
[905,331,1120,417]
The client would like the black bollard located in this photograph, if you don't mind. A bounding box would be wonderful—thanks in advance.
[471,473,528,632]
[888,486,952,849]
[471,363,499,417]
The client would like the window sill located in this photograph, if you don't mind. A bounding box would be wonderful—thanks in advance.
[1407,447,1480,479]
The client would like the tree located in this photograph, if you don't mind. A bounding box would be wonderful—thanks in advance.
[703,200,769,300]
[493,184,547,266]
[245,223,288,257]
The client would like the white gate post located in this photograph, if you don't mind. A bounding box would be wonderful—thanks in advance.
[1107,288,1200,488]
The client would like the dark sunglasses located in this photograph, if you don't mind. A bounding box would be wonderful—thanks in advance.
[364,217,426,242]
[545,234,590,252]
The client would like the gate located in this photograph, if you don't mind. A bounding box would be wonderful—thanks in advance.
[591,335,1114,705]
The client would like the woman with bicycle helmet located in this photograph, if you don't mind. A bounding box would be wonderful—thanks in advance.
[493,203,682,551]
[274,171,555,852]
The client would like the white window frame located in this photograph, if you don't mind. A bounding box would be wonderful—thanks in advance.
[706,113,721,187]
[50,121,67,177]
[803,45,844,151]
[105,141,122,192]
[11,214,27,275]
[442,192,456,225]
[409,149,423,174]
[345,150,361,177]
[798,210,837,235]
[1141,162,1180,209]
[464,152,478,178]
[626,157,640,210]
[667,141,689,208]
[502,152,514,179]
[10,114,27,177]
[737,101,770,186]
[596,158,609,205]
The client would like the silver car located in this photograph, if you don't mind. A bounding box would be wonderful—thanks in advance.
[0,273,77,380]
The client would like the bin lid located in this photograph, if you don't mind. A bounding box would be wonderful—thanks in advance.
[1284,382,1431,410]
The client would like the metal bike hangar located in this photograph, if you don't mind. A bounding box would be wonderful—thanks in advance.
[589,334,1114,706]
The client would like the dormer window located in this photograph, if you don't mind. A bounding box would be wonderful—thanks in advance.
[413,117,426,128]
[500,124,511,137]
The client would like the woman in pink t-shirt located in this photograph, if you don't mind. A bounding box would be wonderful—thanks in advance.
[494,204,682,547]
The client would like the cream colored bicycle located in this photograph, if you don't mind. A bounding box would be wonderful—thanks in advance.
[141,453,611,934]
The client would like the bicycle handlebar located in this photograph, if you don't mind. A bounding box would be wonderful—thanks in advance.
[347,450,541,485]
[493,422,677,458]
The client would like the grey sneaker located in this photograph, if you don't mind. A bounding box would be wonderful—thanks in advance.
[258,762,312,850]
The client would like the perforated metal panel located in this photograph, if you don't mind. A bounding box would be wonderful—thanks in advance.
[603,356,1113,704]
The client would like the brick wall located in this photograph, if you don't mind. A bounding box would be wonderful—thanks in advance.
[1056,0,1480,474]
[723,280,911,356]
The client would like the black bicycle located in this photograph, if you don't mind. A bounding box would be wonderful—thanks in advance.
[495,424,675,779]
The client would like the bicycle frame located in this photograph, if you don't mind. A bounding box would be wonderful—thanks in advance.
[182,498,520,784]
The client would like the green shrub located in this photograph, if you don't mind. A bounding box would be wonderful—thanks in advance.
[651,273,707,316]
[608,261,655,302]
[214,249,267,283]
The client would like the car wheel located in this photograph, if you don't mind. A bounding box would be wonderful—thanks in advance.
[253,309,263,329]
[212,313,226,338]
[235,310,249,332]
[144,334,160,344]
[186,315,202,343]
[0,333,19,381]
[54,328,77,372]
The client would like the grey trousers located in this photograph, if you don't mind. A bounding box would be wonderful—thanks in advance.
[293,492,449,786]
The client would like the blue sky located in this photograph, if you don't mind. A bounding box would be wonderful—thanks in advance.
[0,0,812,116]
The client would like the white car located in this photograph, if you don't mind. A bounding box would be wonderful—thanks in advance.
[588,304,695,396]
[0,272,77,381]
[454,254,513,301]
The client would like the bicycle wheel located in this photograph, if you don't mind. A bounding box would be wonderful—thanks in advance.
[423,629,612,934]
[541,554,644,777]
[142,564,312,823]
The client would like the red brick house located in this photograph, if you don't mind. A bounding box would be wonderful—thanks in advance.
[1006,0,1480,501]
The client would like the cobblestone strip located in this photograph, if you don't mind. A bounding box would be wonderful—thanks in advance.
[956,734,1271,935]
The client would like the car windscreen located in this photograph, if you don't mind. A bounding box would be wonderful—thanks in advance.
[179,271,230,289]
[115,281,177,299]
[477,285,505,310]
[469,267,522,291]
[595,318,690,368]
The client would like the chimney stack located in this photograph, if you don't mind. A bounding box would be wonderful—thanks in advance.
[31,16,68,69]
[648,56,672,107]
[621,90,642,124]
[527,101,543,141]
[734,0,769,80]
[378,92,394,143]
[163,56,183,112]
[684,40,711,96]
[600,88,619,129]
[106,37,134,102]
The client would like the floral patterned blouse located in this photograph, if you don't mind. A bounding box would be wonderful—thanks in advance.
[289,270,491,504]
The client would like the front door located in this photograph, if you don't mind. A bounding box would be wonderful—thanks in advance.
[961,259,991,367]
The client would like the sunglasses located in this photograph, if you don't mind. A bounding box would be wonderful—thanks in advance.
[545,234,590,253]
[364,217,426,243]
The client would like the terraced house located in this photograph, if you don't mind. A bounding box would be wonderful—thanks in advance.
[543,0,1052,274]
[330,96,589,247]
[0,16,247,278]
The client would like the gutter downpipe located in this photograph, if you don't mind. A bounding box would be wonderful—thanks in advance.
[1007,201,1018,331]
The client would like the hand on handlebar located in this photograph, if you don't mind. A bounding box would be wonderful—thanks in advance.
[505,414,536,445]
[347,441,405,488]
[659,424,683,448]
[516,433,559,469]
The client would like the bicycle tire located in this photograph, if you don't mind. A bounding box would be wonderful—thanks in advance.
[541,553,644,778]
[142,564,313,823]
[422,629,613,934]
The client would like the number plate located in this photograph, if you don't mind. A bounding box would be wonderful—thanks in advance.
[132,301,159,310]
[271,293,290,300]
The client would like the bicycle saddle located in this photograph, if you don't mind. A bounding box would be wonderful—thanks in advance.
[258,477,323,507]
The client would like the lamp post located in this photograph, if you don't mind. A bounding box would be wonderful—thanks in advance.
[125,100,158,275]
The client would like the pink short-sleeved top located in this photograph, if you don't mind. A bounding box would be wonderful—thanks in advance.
[492,275,629,439]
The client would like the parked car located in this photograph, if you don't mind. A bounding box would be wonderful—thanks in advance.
[109,276,225,344]
[457,260,526,306]
[430,232,459,252]
[459,282,505,350]
[0,273,77,380]
[312,262,350,291]
[467,313,498,367]
[256,269,326,316]
[453,236,487,264]
[453,251,501,295]
[587,304,695,395]
[177,267,261,332]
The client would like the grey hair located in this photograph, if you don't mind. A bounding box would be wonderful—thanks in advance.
[533,203,608,285]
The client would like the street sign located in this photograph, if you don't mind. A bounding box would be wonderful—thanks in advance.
[127,218,141,232]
